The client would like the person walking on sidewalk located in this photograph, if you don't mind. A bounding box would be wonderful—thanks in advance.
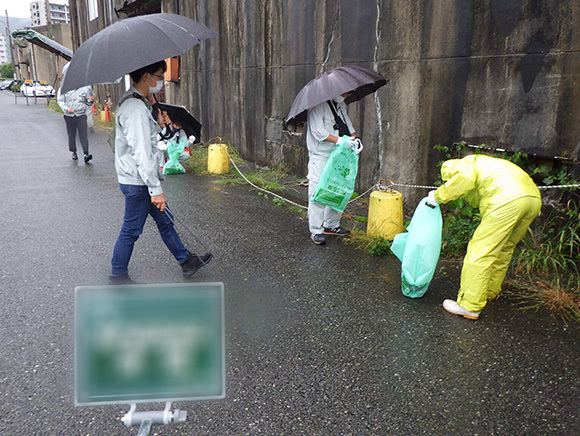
[426,154,542,320]
[57,79,94,163]
[306,93,361,245]
[110,60,212,284]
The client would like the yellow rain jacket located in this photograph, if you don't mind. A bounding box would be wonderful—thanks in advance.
[434,155,541,313]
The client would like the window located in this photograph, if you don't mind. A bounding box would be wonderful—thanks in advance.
[87,0,98,21]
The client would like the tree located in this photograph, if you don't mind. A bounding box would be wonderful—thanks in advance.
[0,62,14,79]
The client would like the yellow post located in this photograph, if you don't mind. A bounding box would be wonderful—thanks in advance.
[207,143,230,174]
[367,183,404,240]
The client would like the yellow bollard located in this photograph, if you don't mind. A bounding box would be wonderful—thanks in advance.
[367,182,404,240]
[100,110,106,123]
[207,143,230,174]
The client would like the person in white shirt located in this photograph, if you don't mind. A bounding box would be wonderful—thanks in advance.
[306,94,361,245]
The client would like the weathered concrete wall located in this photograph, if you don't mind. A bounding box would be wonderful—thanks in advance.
[32,24,72,85]
[164,0,580,202]
[13,23,72,84]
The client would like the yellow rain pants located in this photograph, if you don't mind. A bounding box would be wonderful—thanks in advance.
[434,155,542,312]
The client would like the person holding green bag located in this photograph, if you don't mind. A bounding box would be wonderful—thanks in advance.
[427,154,541,320]
[306,93,362,245]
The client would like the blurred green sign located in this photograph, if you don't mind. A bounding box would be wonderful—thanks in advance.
[74,283,224,406]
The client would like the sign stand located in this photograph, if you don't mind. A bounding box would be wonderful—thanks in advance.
[75,283,225,434]
[122,402,187,436]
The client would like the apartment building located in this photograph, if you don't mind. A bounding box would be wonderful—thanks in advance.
[0,34,9,64]
[30,1,70,26]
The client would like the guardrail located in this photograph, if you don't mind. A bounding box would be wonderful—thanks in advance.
[11,91,54,106]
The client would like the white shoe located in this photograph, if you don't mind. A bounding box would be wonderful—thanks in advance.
[442,299,480,320]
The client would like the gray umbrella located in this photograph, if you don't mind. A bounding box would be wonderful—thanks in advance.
[285,66,388,125]
[60,13,217,93]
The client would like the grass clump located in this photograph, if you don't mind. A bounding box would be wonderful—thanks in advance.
[48,100,63,114]
[344,230,393,256]
[216,164,288,193]
[183,145,210,175]
[504,277,580,323]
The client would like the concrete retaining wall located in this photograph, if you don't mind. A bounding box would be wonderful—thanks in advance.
[163,0,579,203]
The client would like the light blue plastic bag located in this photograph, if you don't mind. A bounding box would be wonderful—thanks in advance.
[311,135,359,212]
[391,197,442,298]
[162,136,188,175]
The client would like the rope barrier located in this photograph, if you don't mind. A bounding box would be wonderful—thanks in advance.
[538,184,580,190]
[221,147,578,211]
[391,182,438,190]
[226,150,309,210]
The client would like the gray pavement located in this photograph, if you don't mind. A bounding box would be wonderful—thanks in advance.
[0,90,579,436]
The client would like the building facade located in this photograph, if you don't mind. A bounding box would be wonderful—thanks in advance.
[0,34,9,64]
[31,1,71,27]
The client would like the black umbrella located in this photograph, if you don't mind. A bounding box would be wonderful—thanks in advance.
[60,13,217,93]
[153,102,202,143]
[285,66,388,125]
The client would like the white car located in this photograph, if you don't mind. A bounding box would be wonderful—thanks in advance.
[21,81,55,97]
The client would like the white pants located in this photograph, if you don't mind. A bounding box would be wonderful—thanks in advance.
[308,178,341,234]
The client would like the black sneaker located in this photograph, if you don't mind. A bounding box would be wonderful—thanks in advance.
[181,252,213,277]
[84,153,93,163]
[109,274,139,285]
[310,233,326,245]
[323,226,350,237]
[72,152,78,160]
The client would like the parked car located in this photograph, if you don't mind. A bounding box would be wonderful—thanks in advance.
[20,81,56,97]
[0,79,15,91]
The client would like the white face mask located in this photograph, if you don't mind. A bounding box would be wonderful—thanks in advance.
[148,77,164,94]
[334,95,345,103]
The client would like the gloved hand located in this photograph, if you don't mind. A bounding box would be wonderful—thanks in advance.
[348,137,363,155]
[426,190,438,208]
[188,135,196,144]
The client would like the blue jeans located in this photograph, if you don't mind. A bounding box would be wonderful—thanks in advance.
[111,184,189,277]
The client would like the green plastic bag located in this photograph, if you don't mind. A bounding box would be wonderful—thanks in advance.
[311,135,359,212]
[390,197,442,298]
[162,136,188,175]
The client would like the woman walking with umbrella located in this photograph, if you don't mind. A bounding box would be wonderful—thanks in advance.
[286,66,388,245]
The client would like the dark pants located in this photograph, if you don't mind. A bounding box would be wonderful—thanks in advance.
[111,184,190,277]
[63,114,89,154]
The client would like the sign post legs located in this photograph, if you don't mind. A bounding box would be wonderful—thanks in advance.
[121,402,187,436]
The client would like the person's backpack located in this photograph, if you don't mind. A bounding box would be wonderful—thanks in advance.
[107,92,148,153]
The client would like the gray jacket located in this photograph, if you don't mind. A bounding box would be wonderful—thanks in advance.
[57,85,93,116]
[114,87,164,196]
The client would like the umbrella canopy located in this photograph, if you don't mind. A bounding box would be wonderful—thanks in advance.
[285,66,388,125]
[60,13,217,93]
[153,102,202,142]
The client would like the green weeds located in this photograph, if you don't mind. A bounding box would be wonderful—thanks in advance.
[344,230,392,256]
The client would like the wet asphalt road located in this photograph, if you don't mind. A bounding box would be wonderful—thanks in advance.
[0,90,579,436]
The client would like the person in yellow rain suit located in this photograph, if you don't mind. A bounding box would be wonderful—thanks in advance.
[426,154,542,320]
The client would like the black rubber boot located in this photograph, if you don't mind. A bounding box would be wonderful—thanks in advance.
[181,253,213,277]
